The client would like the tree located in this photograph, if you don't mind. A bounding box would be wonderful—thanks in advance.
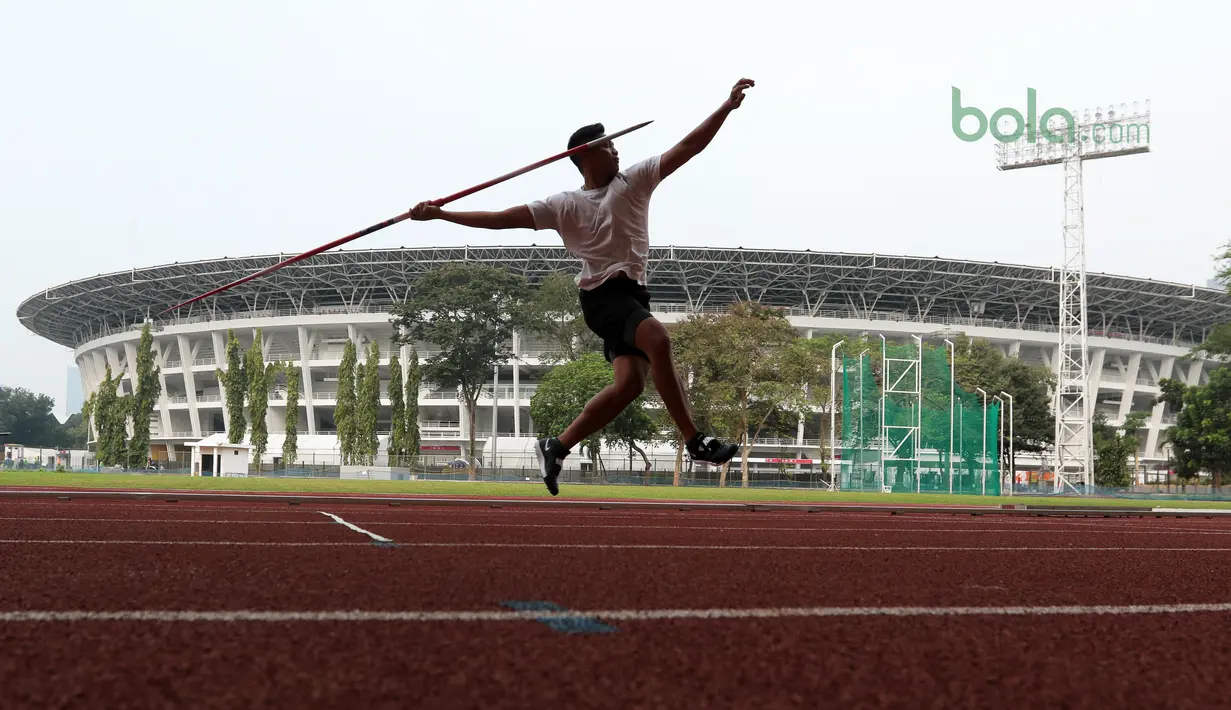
[356,340,382,466]
[406,346,421,467]
[524,271,602,364]
[81,393,96,446]
[335,339,359,465]
[215,330,247,444]
[529,352,657,475]
[671,301,799,487]
[604,397,660,473]
[777,334,845,474]
[1093,411,1147,489]
[668,316,733,485]
[93,366,129,466]
[244,334,271,467]
[126,323,162,468]
[392,262,531,479]
[282,364,300,466]
[997,357,1056,469]
[388,352,407,463]
[1158,370,1231,490]
[951,334,1055,474]
[0,386,63,448]
[1192,241,1231,360]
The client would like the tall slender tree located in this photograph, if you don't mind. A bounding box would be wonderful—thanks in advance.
[282,364,300,466]
[388,352,407,464]
[94,365,129,466]
[357,340,382,466]
[215,330,248,444]
[335,339,358,465]
[406,346,422,467]
[245,333,271,466]
[391,263,530,479]
[126,323,162,468]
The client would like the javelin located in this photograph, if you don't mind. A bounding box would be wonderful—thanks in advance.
[158,120,653,315]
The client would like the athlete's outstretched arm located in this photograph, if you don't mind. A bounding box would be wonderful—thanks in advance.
[409,202,535,230]
[659,78,754,181]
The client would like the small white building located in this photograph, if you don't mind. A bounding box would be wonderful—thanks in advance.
[188,434,252,477]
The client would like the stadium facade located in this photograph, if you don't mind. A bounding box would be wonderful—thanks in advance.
[17,245,1231,477]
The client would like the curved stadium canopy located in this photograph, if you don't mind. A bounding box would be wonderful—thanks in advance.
[17,245,1231,350]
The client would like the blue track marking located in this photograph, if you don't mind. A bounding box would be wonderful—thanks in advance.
[500,601,618,635]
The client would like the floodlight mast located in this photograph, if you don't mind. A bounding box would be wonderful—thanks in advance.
[996,100,1151,494]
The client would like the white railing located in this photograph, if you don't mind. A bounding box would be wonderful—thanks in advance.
[87,301,1209,351]
[480,385,539,400]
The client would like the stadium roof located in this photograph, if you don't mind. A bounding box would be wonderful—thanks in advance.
[17,245,1231,350]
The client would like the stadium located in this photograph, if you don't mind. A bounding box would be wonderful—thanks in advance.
[17,244,1231,486]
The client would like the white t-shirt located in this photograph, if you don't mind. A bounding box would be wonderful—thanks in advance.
[526,154,661,290]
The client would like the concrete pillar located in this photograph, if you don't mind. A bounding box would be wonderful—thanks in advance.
[1145,356,1175,459]
[211,331,229,434]
[297,326,317,435]
[179,335,203,437]
[1117,353,1142,422]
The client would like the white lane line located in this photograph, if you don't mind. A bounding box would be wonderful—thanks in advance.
[11,515,1229,535]
[4,539,1231,551]
[0,518,328,524]
[341,522,1231,535]
[5,602,1231,623]
[317,511,394,543]
[10,517,1231,534]
[0,540,367,546]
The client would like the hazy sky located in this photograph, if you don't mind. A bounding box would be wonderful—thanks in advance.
[3,0,1228,414]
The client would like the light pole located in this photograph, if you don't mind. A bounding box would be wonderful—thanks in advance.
[993,394,1005,496]
[1000,391,1014,497]
[976,387,988,495]
[857,348,869,481]
[997,100,1150,493]
[829,340,844,489]
[878,334,887,492]
[944,339,955,494]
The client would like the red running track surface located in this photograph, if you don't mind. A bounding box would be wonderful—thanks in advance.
[2,498,1231,708]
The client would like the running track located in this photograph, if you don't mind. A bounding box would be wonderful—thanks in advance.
[2,495,1230,708]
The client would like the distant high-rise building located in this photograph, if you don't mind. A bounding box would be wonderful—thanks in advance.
[65,366,84,420]
[1208,277,1225,290]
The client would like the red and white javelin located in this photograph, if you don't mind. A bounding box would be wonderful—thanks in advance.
[159,120,653,315]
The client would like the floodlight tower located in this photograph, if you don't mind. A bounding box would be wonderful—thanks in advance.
[996,100,1151,493]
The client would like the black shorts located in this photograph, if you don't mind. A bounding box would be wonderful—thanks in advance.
[578,273,654,363]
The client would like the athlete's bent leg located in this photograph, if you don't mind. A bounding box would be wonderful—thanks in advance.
[557,356,649,450]
[632,317,697,441]
[633,317,739,466]
[535,355,648,496]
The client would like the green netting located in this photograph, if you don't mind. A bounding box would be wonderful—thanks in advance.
[838,344,1000,495]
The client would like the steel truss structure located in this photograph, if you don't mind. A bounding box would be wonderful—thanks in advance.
[997,100,1152,492]
[880,335,923,493]
[18,244,1226,352]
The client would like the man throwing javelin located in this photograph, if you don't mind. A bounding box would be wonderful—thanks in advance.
[410,78,754,495]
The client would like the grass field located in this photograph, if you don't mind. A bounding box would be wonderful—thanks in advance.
[3,471,1231,509]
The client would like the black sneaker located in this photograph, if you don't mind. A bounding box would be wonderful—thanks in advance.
[534,438,569,496]
[686,433,738,466]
